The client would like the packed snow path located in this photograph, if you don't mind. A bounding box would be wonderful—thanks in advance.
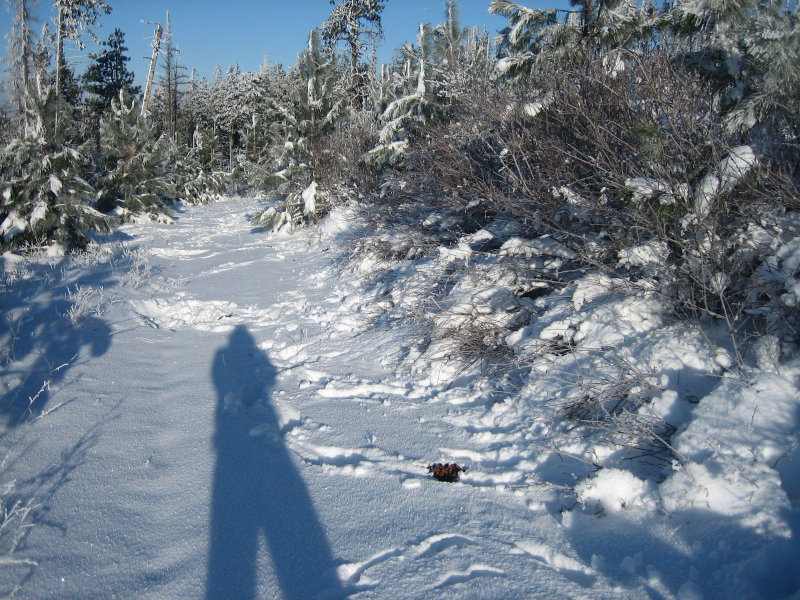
[2,198,799,599]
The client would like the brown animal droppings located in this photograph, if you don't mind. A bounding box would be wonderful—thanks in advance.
[427,463,466,482]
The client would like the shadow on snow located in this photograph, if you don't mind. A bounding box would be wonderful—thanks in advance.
[0,256,115,428]
[206,325,342,600]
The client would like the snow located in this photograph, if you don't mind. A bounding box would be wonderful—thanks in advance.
[695,145,757,218]
[1,197,799,599]
[302,181,318,215]
[0,211,27,242]
[576,468,659,514]
[625,177,690,206]
[500,235,576,260]
[30,201,48,227]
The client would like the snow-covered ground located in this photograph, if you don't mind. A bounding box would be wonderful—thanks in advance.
[1,196,799,599]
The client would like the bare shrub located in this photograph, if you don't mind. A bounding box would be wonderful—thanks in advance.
[497,51,720,223]
[0,488,38,572]
[486,50,800,363]
[316,111,380,196]
[392,83,514,216]
[549,350,680,468]
[114,246,152,289]
[64,285,108,327]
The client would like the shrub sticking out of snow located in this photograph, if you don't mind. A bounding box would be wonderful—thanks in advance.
[64,285,107,326]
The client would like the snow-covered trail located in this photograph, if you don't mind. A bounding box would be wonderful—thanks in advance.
[2,197,798,599]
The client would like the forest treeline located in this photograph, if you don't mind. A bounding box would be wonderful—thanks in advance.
[1,0,797,246]
[1,0,799,359]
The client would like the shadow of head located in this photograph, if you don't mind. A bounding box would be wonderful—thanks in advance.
[214,325,277,409]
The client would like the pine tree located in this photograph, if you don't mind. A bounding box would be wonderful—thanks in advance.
[4,0,37,134]
[93,90,175,216]
[0,76,108,252]
[728,5,799,143]
[221,64,248,170]
[299,29,346,182]
[54,0,111,126]
[81,28,140,151]
[434,1,468,75]
[242,60,275,163]
[490,0,659,79]
[83,29,141,114]
[429,3,494,108]
[0,106,12,145]
[671,0,799,145]
[320,0,385,109]
[253,30,346,232]
[267,32,346,189]
[365,22,435,167]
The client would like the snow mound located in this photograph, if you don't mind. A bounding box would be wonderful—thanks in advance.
[576,468,660,513]
[131,296,278,331]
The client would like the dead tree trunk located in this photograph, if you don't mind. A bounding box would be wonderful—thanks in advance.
[141,22,163,118]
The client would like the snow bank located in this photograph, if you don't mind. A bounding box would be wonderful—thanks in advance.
[4,197,800,600]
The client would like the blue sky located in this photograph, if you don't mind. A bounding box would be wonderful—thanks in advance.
[1,0,566,90]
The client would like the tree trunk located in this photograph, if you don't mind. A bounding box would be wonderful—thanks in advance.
[55,3,66,130]
[141,23,163,118]
[349,37,362,109]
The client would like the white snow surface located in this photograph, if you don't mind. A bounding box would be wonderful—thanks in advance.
[1,197,799,599]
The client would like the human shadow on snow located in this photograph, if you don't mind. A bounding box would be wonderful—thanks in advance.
[206,325,342,600]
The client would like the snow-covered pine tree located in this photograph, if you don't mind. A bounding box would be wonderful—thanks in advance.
[674,0,799,144]
[53,0,111,127]
[0,76,107,252]
[92,89,176,217]
[242,60,273,164]
[4,0,37,134]
[320,0,385,109]
[490,0,660,79]
[728,5,799,150]
[299,30,347,183]
[365,22,436,168]
[0,106,12,145]
[430,3,494,108]
[490,0,576,79]
[169,137,224,205]
[253,29,345,232]
[180,72,206,152]
[435,1,468,76]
